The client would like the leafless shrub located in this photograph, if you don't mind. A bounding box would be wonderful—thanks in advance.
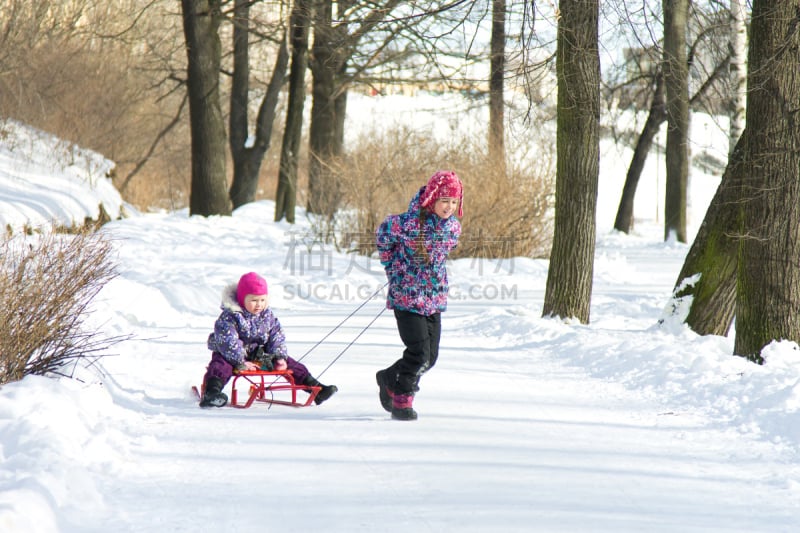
[0,228,127,385]
[456,156,554,260]
[305,127,442,251]
[315,127,554,259]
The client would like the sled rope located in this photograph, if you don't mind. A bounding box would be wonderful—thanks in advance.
[314,306,386,379]
[294,281,388,375]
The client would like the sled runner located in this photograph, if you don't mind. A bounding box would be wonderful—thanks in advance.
[194,369,321,408]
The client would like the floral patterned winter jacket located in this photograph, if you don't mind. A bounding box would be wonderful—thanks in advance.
[207,284,289,366]
[376,186,461,316]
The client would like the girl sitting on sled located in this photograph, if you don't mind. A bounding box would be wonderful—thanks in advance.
[199,272,337,408]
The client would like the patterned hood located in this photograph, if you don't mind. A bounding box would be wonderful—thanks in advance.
[375,187,461,315]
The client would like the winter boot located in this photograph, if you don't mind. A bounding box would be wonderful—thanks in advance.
[199,377,228,408]
[314,384,338,405]
[391,393,417,421]
[375,370,394,412]
[304,376,338,405]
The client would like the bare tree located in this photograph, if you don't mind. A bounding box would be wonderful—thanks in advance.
[614,52,729,234]
[610,2,729,235]
[306,0,403,217]
[614,72,667,234]
[542,0,600,324]
[228,0,289,209]
[275,0,312,223]
[734,2,800,361]
[488,0,506,174]
[181,0,231,217]
[662,0,689,242]
[667,131,745,336]
[278,0,498,220]
[307,0,343,218]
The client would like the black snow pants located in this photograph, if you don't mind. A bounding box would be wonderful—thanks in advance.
[384,309,442,396]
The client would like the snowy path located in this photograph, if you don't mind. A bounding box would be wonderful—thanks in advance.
[90,307,797,532]
[3,100,797,532]
[4,207,797,532]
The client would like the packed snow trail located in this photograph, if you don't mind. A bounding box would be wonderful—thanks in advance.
[28,205,791,532]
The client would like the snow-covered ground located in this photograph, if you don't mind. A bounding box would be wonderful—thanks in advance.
[1,100,798,532]
[0,119,123,232]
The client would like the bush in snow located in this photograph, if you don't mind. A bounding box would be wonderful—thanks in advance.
[0,228,125,385]
[309,127,554,259]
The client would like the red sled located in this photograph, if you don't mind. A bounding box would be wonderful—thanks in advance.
[194,370,320,408]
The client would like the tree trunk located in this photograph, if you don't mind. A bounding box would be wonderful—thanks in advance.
[614,73,666,233]
[542,0,600,324]
[275,0,312,224]
[734,2,800,361]
[728,0,747,157]
[305,0,401,217]
[181,0,231,217]
[489,0,506,174]
[614,48,730,235]
[662,0,689,242]
[308,0,340,217]
[228,0,250,198]
[668,132,746,336]
[333,66,348,163]
[228,1,289,209]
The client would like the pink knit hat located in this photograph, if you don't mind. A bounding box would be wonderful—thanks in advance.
[419,170,463,217]
[236,272,268,308]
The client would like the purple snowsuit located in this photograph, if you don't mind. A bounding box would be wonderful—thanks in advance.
[203,284,311,386]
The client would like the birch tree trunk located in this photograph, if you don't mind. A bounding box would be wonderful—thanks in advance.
[728,0,747,157]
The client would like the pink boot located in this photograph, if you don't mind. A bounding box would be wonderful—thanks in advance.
[391,393,417,421]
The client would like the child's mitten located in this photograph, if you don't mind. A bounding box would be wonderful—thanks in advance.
[272,357,288,371]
